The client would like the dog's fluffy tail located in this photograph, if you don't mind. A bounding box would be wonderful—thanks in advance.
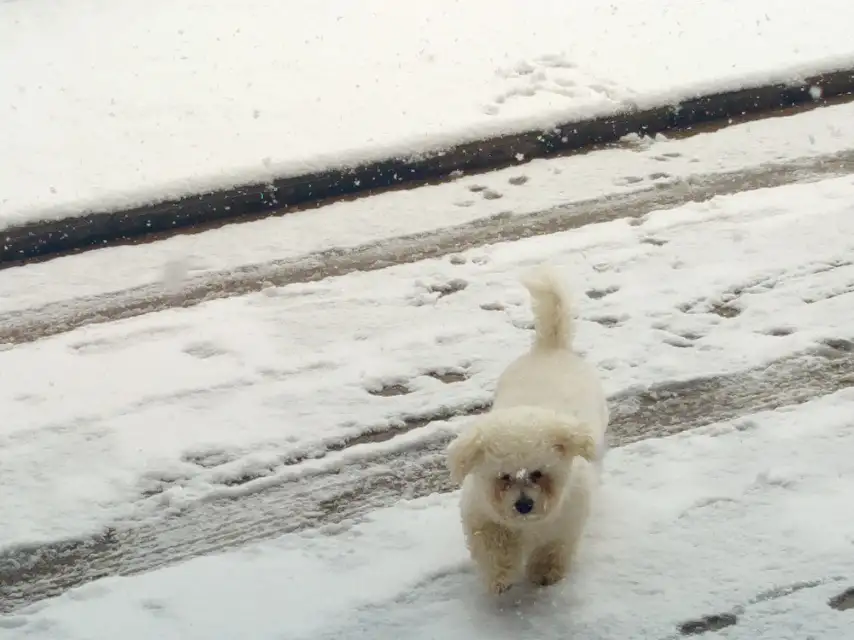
[520,265,575,351]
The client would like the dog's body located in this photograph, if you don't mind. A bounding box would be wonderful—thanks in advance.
[447,266,609,594]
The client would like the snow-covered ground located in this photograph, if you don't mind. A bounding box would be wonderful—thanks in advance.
[4,98,854,315]
[4,1,854,632]
[3,175,854,549]
[4,389,853,640]
[2,0,854,226]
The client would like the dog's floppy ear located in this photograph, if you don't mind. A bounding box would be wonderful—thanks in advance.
[446,425,484,485]
[553,428,597,463]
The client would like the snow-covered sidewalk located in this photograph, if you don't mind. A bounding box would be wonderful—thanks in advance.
[3,175,854,549]
[2,0,854,227]
[4,389,853,640]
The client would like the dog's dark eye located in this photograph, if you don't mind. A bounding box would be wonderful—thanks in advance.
[499,473,512,484]
[529,470,543,482]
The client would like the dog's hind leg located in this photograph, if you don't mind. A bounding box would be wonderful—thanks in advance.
[466,521,522,594]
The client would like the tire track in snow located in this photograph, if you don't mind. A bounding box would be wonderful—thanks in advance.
[3,149,854,345]
[2,343,853,613]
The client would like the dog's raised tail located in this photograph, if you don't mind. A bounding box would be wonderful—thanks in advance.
[520,265,575,351]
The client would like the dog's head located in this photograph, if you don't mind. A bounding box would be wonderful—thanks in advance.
[446,406,597,525]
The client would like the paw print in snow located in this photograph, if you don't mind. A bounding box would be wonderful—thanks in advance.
[482,54,632,117]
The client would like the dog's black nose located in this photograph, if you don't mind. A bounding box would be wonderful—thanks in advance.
[514,496,534,515]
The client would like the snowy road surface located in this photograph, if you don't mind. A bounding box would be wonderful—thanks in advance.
[3,387,854,639]
[4,345,853,615]
[4,98,854,339]
[2,104,854,637]
[5,173,854,546]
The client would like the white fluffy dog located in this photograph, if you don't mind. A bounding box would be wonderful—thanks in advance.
[446,266,609,594]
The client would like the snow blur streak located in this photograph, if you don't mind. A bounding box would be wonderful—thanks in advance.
[1,344,853,613]
[3,149,854,345]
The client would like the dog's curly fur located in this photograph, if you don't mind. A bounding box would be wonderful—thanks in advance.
[446,266,609,594]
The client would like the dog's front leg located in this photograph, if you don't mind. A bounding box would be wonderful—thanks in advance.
[526,540,568,587]
[467,521,522,594]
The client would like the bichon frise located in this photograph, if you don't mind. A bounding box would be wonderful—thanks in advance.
[446,266,609,594]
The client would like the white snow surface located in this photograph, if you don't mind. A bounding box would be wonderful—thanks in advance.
[3,175,854,548]
[2,0,854,226]
[4,99,854,314]
[3,389,854,640]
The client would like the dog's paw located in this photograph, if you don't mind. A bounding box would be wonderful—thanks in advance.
[527,546,568,587]
[488,577,514,595]
[529,566,566,587]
